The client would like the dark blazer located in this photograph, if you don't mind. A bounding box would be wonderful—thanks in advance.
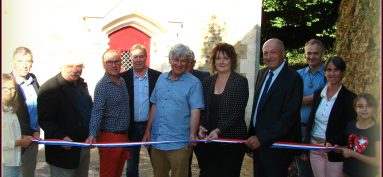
[191,69,210,82]
[38,73,92,169]
[201,72,249,139]
[120,68,161,136]
[14,73,40,136]
[248,63,303,173]
[304,85,356,161]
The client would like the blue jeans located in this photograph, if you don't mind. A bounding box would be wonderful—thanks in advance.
[2,164,22,177]
[126,122,151,177]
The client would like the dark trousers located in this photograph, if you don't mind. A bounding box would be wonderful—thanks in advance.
[126,122,151,177]
[194,143,245,177]
[252,149,293,177]
[295,156,314,177]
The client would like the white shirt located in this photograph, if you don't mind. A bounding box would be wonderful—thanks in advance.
[253,61,286,126]
[2,107,22,166]
[312,84,342,139]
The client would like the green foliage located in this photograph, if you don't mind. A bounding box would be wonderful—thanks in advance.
[261,0,341,51]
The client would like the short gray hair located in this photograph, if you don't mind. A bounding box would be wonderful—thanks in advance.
[305,39,324,52]
[168,43,192,61]
[13,46,33,58]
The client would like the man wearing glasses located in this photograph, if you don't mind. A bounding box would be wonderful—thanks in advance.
[86,50,130,177]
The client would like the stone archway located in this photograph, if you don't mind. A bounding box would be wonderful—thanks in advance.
[102,13,165,72]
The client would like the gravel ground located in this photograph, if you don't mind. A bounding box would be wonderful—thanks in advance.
[36,146,254,177]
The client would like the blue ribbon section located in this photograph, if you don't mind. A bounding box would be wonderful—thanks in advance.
[33,139,334,150]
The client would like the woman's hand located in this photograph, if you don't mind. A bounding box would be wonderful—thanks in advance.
[205,128,220,140]
[198,126,207,139]
[336,146,355,158]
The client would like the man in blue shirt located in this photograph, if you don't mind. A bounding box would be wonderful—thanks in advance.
[12,46,40,177]
[143,44,204,177]
[296,39,326,177]
[120,44,161,177]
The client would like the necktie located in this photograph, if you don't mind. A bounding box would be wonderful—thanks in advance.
[257,71,274,110]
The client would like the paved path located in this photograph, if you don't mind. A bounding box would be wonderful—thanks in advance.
[36,146,253,177]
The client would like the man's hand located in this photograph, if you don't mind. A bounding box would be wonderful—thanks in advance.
[189,135,198,147]
[17,136,33,148]
[142,131,151,142]
[85,136,96,148]
[246,135,261,150]
[32,131,41,140]
[62,136,73,150]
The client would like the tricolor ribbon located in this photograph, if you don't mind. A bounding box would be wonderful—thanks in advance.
[33,139,334,150]
[271,142,335,150]
[32,138,246,148]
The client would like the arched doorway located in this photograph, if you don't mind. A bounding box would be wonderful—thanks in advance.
[108,26,151,72]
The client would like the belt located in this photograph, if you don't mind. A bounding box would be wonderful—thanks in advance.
[101,130,128,134]
[311,136,326,144]
[135,121,147,124]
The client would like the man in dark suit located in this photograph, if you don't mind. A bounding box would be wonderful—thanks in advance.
[12,46,40,177]
[38,57,92,177]
[120,44,161,177]
[187,50,210,81]
[187,50,209,177]
[246,38,303,177]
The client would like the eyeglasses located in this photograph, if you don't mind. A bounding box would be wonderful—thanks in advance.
[2,87,16,93]
[105,60,121,66]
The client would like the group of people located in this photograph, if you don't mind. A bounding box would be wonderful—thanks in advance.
[1,38,379,177]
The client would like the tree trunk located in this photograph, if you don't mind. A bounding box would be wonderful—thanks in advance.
[335,0,380,104]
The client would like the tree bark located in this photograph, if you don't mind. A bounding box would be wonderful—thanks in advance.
[335,0,380,102]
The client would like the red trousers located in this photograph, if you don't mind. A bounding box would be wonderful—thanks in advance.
[98,132,130,177]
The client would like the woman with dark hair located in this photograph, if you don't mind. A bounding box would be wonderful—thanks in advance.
[2,73,33,177]
[194,43,249,177]
[304,56,357,177]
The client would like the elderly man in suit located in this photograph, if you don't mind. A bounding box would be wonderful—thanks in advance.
[38,57,92,177]
[120,44,161,177]
[246,38,303,177]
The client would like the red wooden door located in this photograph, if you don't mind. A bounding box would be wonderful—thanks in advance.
[108,26,151,72]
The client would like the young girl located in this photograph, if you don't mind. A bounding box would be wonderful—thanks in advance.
[336,93,380,177]
[2,73,32,177]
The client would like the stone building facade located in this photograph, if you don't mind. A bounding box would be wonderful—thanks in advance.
[2,0,262,125]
